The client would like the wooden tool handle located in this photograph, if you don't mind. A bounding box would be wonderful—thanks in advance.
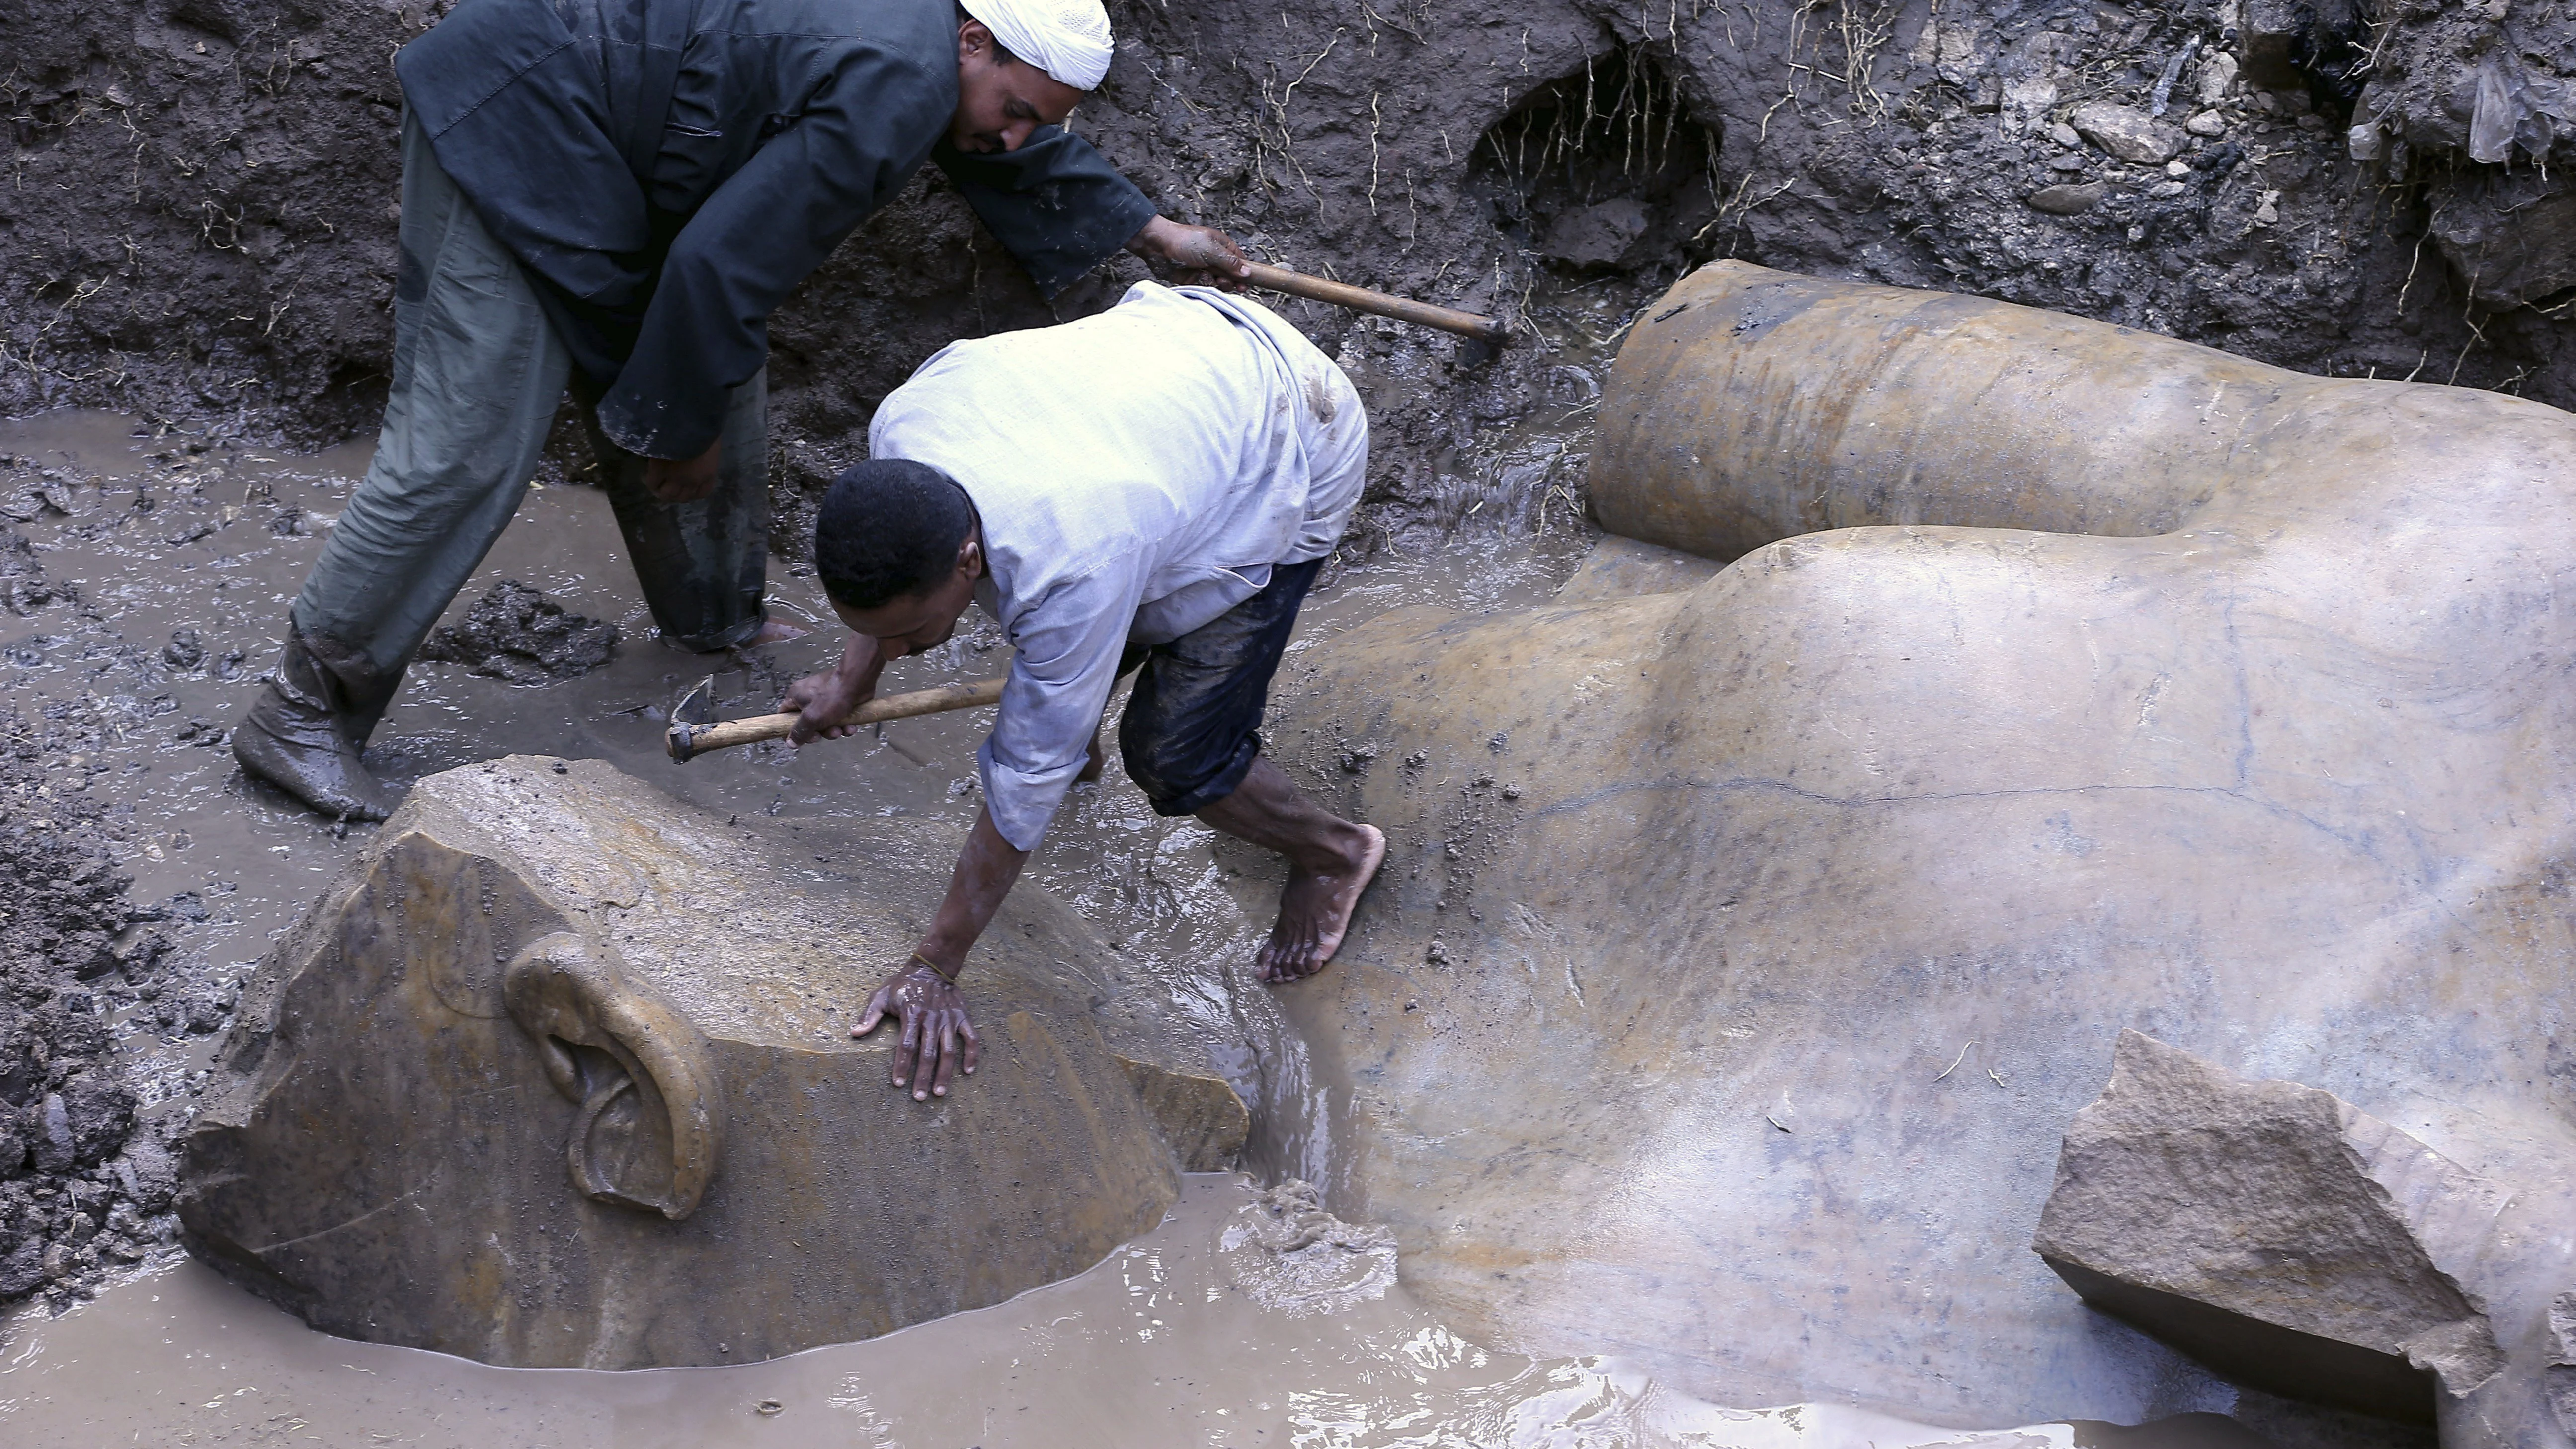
[1242,261,1510,343]
[667,677,1007,762]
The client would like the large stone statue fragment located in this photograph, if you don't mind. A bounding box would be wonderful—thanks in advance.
[178,757,1229,1368]
[2035,1031,2576,1446]
[1254,262,2576,1435]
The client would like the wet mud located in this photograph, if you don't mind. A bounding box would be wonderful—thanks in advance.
[417,579,620,684]
[0,408,2303,1446]
[2,1173,2263,1449]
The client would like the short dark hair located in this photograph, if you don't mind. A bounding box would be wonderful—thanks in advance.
[814,460,976,611]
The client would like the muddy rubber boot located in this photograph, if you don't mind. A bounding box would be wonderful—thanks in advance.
[231,627,398,822]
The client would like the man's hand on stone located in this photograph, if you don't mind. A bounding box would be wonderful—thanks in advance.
[1127,216,1252,292]
[643,438,723,504]
[855,958,981,1100]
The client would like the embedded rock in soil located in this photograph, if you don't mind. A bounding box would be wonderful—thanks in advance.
[417,579,618,683]
[2069,101,2183,163]
[2035,1031,2575,1448]
[2028,183,2108,215]
[1255,264,2576,1433]
[178,756,1244,1368]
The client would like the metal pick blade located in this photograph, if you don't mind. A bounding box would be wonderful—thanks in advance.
[675,675,718,727]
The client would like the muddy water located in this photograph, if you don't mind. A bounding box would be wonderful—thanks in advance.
[0,411,2271,1448]
[0,1174,2243,1449]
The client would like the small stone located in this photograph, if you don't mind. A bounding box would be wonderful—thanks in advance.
[2048,122,2081,148]
[2295,111,2326,131]
[2164,160,2191,178]
[61,1075,135,1165]
[2046,153,2090,172]
[2149,180,2187,198]
[2184,109,2227,137]
[2028,183,2107,215]
[2070,101,2183,163]
[1426,940,1449,965]
[113,1138,180,1213]
[2253,190,2280,226]
[2195,52,2238,104]
[31,1096,73,1174]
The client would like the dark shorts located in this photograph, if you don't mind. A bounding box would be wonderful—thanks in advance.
[1116,556,1325,817]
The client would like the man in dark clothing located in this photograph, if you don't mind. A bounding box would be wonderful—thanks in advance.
[234,0,1249,821]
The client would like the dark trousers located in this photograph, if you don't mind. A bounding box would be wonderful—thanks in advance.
[1117,557,1326,816]
[290,109,769,679]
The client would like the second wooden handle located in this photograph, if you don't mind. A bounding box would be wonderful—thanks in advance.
[1243,262,1510,342]
[672,677,1006,760]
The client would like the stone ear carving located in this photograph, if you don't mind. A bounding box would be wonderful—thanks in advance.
[503,931,723,1221]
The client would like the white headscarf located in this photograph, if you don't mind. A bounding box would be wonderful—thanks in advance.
[961,0,1115,92]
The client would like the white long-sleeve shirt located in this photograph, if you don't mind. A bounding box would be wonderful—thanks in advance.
[868,282,1368,849]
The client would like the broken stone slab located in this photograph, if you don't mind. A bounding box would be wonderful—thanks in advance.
[2070,100,2184,162]
[2033,1031,2576,1445]
[178,756,1228,1368]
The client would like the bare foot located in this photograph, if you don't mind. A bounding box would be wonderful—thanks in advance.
[1076,730,1108,783]
[742,618,808,649]
[1258,824,1386,984]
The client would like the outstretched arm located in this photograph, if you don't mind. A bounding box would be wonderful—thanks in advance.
[853,805,1028,1099]
[935,130,1255,297]
[1125,215,1252,291]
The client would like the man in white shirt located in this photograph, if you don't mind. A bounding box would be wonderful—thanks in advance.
[782,282,1386,1100]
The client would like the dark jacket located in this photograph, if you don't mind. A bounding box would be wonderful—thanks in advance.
[395,0,1156,458]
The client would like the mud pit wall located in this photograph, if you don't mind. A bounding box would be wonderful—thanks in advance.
[7,0,2576,533]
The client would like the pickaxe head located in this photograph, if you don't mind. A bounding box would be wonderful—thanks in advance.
[665,675,718,763]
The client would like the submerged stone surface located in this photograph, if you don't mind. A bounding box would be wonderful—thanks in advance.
[178,757,1210,1368]
[1256,263,2576,1435]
